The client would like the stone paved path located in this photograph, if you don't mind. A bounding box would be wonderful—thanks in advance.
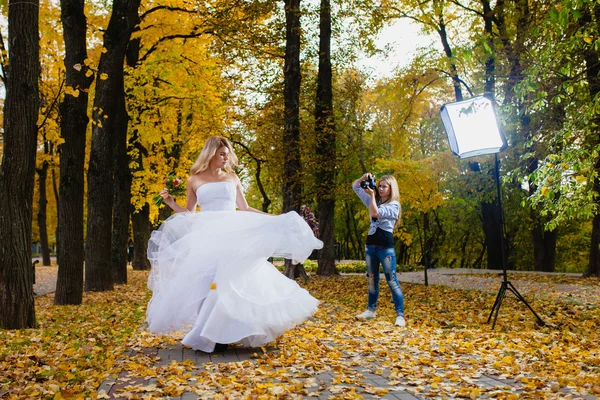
[32,264,598,399]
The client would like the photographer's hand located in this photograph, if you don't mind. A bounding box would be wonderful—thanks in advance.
[366,187,379,218]
[354,173,372,187]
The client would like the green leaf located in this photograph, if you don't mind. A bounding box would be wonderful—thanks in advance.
[549,8,559,23]
[483,41,492,54]
[571,9,584,20]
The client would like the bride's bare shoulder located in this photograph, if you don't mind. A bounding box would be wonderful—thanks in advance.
[227,173,240,182]
[188,174,203,191]
[226,173,242,187]
[188,174,201,184]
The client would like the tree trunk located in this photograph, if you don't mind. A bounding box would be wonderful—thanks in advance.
[459,231,470,269]
[36,161,51,266]
[468,162,504,270]
[229,139,272,212]
[0,0,39,329]
[282,0,302,214]
[421,211,433,269]
[85,0,141,292]
[344,202,363,260]
[587,157,600,277]
[588,210,600,277]
[110,68,131,284]
[257,162,272,212]
[584,3,600,278]
[55,0,94,305]
[532,222,557,272]
[524,154,557,272]
[437,17,464,101]
[315,0,336,276]
[51,169,59,264]
[131,204,152,270]
[282,0,306,280]
[481,200,503,270]
[480,0,495,94]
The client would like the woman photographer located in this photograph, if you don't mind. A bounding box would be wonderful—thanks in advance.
[352,173,406,327]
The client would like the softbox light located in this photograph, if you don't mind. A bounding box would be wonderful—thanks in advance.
[439,94,545,329]
[440,95,507,158]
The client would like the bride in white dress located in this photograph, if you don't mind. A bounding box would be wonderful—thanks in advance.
[146,136,323,353]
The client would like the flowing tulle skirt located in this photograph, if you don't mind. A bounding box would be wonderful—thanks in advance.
[146,211,323,352]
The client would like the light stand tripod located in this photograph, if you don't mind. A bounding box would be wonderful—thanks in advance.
[487,153,545,329]
[440,95,545,329]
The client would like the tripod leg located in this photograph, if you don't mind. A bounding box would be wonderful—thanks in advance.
[487,282,505,323]
[491,282,507,329]
[505,281,545,326]
[488,282,508,329]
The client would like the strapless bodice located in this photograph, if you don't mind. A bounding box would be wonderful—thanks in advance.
[196,181,236,211]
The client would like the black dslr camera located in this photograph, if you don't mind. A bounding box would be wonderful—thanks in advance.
[360,175,376,190]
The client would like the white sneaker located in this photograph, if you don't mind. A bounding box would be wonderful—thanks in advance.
[395,315,406,327]
[356,310,376,320]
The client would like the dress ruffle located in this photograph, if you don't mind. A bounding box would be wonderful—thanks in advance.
[146,210,322,352]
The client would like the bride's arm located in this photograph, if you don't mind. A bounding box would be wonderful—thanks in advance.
[161,176,197,213]
[234,175,270,215]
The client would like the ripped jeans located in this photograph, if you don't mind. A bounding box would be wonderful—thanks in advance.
[365,245,405,316]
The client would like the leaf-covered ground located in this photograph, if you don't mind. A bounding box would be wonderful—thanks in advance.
[1,270,599,399]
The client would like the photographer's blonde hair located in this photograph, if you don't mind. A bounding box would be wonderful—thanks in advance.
[376,175,402,228]
[190,136,238,175]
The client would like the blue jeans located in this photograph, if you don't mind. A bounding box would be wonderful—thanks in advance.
[365,245,404,316]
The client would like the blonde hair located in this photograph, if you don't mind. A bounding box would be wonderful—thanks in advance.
[376,175,401,228]
[190,136,238,175]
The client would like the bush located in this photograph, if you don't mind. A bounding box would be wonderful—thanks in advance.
[276,260,422,274]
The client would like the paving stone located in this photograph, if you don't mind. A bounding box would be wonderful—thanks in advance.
[369,377,391,386]
[314,372,334,382]
[477,375,508,388]
[388,391,421,400]
[192,350,211,364]
[209,350,240,363]
[97,380,115,394]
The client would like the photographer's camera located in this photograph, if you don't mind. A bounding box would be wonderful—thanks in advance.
[360,175,376,190]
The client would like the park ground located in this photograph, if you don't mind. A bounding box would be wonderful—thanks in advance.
[1,264,599,399]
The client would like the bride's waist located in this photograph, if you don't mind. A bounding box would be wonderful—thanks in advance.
[198,201,236,212]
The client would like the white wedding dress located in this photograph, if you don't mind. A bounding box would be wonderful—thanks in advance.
[146,181,323,352]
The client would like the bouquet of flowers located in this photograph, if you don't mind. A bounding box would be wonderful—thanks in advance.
[153,174,186,206]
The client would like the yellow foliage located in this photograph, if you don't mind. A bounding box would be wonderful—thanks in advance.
[64,86,80,98]
[127,0,236,222]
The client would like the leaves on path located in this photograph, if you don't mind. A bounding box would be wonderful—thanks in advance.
[1,271,599,399]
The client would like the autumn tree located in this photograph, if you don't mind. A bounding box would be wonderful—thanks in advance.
[282,0,303,212]
[110,64,131,284]
[494,1,597,274]
[330,70,372,261]
[85,0,141,292]
[35,140,55,267]
[122,1,281,271]
[314,0,337,276]
[282,0,306,280]
[34,0,63,267]
[582,1,600,277]
[0,0,39,328]
[54,0,95,305]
